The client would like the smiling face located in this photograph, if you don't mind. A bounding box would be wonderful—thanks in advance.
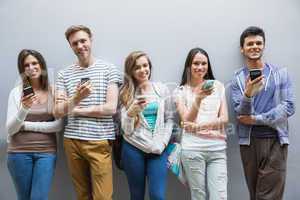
[190,52,208,81]
[68,30,92,64]
[132,56,151,85]
[23,55,42,80]
[241,35,265,61]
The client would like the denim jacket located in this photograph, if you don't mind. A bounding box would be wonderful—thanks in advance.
[231,63,295,145]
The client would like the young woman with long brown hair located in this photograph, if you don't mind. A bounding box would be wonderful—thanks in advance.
[6,49,62,200]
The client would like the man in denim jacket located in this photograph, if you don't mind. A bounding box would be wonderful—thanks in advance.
[231,26,295,200]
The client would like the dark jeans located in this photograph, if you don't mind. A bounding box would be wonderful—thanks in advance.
[7,152,56,200]
[240,137,288,200]
[121,140,169,200]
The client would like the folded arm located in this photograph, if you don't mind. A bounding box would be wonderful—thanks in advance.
[71,83,119,117]
[23,119,63,133]
[255,71,295,126]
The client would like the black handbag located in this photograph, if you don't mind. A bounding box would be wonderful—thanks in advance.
[112,133,123,170]
[112,104,123,170]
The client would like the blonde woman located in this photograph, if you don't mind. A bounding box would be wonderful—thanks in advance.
[120,51,174,200]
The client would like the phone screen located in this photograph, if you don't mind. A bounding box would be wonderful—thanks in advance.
[249,69,262,81]
[81,78,90,84]
[23,86,34,96]
[202,80,214,90]
[136,95,147,104]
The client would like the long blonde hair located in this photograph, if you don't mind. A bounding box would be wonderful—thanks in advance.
[119,51,152,127]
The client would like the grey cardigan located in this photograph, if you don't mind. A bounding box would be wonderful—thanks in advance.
[121,82,174,154]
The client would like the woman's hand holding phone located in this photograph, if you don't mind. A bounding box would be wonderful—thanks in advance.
[194,81,214,103]
[127,96,148,117]
[21,93,37,109]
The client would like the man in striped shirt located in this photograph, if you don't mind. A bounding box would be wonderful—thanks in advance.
[54,25,121,200]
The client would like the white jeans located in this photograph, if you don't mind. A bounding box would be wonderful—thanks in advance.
[181,150,227,200]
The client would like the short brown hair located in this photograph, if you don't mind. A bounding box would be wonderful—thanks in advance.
[240,26,265,47]
[65,25,92,41]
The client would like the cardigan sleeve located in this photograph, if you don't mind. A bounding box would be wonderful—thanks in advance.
[121,106,135,135]
[6,87,29,136]
[23,119,63,133]
[151,84,175,154]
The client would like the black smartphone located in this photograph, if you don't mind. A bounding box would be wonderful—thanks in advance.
[81,77,90,84]
[249,69,262,81]
[23,85,34,97]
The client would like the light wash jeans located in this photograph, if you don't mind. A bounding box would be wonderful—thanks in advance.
[181,150,227,200]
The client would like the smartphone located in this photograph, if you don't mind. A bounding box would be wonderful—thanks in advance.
[202,80,214,90]
[135,95,147,104]
[23,85,34,97]
[249,69,262,81]
[81,77,90,84]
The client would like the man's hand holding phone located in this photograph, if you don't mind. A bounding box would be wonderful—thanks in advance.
[244,70,264,98]
[80,78,90,84]
[74,78,92,103]
[127,95,148,117]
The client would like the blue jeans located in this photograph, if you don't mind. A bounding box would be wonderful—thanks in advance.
[181,150,227,200]
[121,140,168,200]
[7,152,56,200]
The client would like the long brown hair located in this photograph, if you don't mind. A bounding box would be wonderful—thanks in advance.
[180,47,215,86]
[119,51,152,127]
[17,49,49,91]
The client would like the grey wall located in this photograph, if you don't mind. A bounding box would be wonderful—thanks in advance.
[1,0,299,199]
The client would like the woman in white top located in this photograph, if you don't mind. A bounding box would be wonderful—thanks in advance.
[174,47,229,200]
[5,49,62,200]
[120,51,174,200]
